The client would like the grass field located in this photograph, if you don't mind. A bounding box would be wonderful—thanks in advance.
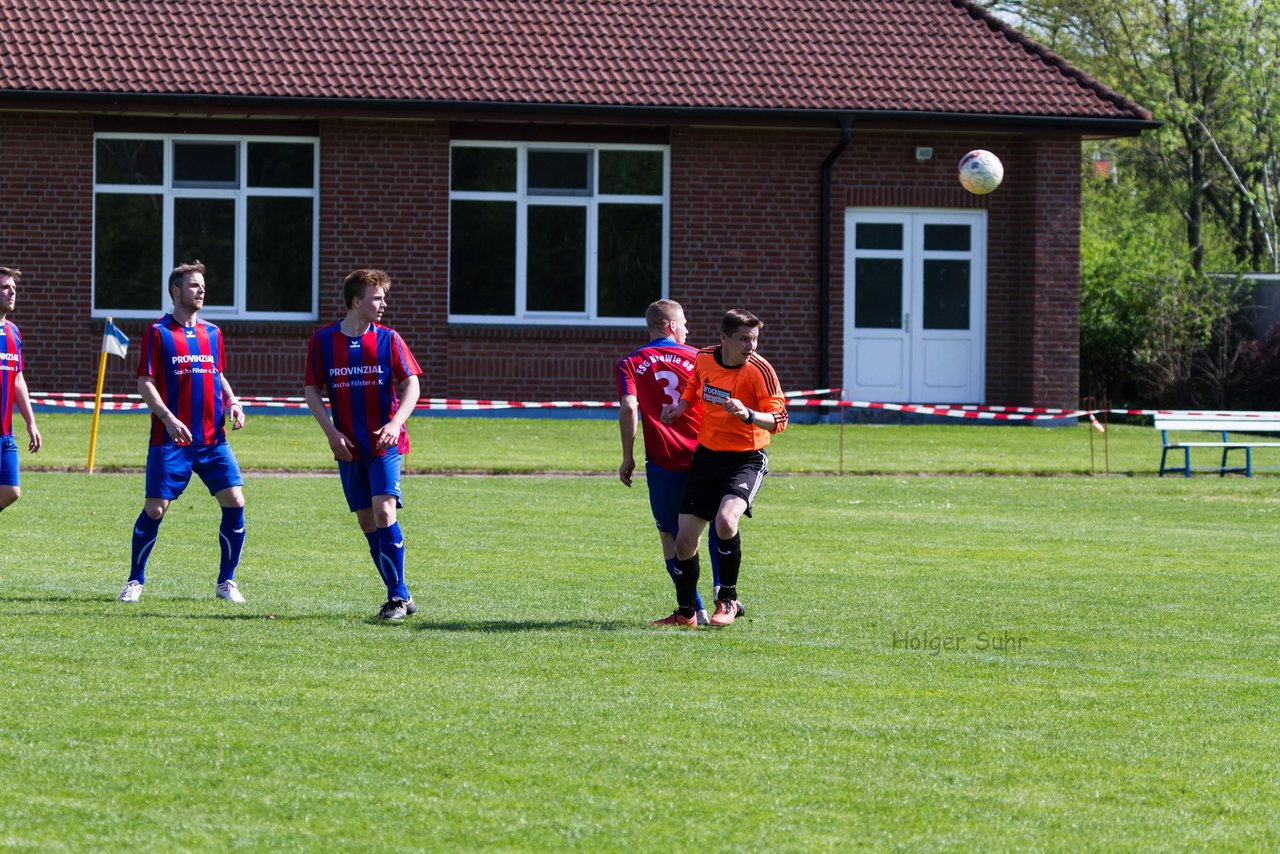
[27,409,1207,475]
[2,416,1278,850]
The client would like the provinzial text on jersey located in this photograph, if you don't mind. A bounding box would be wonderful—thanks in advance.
[328,365,385,377]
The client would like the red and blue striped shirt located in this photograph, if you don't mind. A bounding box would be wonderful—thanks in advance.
[137,314,229,447]
[0,320,23,437]
[305,322,423,458]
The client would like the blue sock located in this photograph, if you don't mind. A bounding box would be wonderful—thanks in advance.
[665,557,703,610]
[377,523,409,601]
[708,529,722,589]
[217,507,246,584]
[129,511,162,585]
[366,529,396,593]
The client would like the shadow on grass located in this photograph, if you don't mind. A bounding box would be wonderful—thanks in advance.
[413,617,636,633]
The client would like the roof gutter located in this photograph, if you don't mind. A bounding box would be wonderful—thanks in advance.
[0,89,1162,132]
[818,117,853,391]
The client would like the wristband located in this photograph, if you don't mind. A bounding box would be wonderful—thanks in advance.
[744,409,756,425]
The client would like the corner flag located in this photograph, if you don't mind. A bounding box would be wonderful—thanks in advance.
[88,317,128,473]
[102,319,129,358]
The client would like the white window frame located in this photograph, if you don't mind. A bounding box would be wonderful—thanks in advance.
[448,141,669,327]
[92,132,321,321]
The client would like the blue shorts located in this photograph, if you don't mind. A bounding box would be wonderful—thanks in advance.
[0,435,18,488]
[338,450,404,512]
[145,443,244,500]
[645,461,689,536]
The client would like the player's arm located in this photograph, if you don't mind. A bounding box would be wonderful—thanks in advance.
[137,374,192,444]
[219,373,245,430]
[13,371,40,453]
[724,364,788,433]
[373,373,420,452]
[303,384,356,462]
[618,393,639,487]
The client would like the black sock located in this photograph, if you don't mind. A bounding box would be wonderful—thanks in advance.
[672,554,701,616]
[715,532,741,598]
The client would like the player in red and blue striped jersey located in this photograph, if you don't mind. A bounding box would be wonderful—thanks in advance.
[616,299,718,627]
[0,266,43,512]
[304,269,423,621]
[119,261,248,605]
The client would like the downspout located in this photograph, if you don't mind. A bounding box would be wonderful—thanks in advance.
[818,116,853,389]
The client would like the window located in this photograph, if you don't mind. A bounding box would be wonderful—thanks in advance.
[93,134,319,319]
[449,142,667,325]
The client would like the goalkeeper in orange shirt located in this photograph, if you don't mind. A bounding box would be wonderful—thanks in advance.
[657,309,787,627]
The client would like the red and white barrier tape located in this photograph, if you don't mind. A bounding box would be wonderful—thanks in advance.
[29,392,1280,422]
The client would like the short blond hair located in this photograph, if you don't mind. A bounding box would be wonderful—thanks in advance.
[645,299,684,336]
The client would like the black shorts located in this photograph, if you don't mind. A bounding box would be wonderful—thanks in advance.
[680,446,769,521]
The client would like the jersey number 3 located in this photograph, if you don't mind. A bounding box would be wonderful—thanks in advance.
[654,370,681,406]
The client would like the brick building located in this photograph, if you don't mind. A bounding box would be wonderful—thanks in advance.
[0,0,1153,407]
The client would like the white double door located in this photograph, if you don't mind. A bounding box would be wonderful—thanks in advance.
[843,210,986,403]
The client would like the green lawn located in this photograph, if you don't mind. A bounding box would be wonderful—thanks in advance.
[23,409,1224,476]
[1,457,1277,849]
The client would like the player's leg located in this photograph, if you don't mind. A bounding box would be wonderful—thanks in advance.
[0,435,20,510]
[198,444,247,602]
[709,451,766,627]
[646,462,706,620]
[340,459,399,611]
[122,446,191,600]
[368,450,413,620]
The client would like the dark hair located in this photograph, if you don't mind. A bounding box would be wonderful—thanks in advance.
[0,266,23,283]
[168,260,206,295]
[720,308,763,335]
[342,269,392,309]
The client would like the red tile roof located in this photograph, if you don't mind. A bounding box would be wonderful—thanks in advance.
[0,0,1152,123]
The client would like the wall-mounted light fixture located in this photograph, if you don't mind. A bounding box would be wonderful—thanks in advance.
[915,147,933,162]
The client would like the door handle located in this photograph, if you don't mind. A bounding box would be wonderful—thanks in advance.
[903,312,910,332]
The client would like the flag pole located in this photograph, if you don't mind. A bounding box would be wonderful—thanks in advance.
[87,317,112,474]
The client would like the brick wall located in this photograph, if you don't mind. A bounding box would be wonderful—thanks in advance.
[2,112,1083,409]
[0,113,95,391]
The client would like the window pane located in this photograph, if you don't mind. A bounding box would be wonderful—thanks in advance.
[452,147,517,192]
[528,150,591,195]
[599,150,663,195]
[924,224,970,251]
[923,259,970,329]
[527,205,586,311]
[598,204,662,317]
[94,194,162,310]
[173,197,235,305]
[247,197,313,312]
[855,223,902,250]
[854,258,902,328]
[174,142,239,188]
[248,143,314,188]
[96,139,163,185]
[450,200,516,315]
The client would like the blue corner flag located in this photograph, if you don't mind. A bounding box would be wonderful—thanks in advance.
[102,319,129,359]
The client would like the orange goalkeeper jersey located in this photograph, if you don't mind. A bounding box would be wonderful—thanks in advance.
[681,346,788,452]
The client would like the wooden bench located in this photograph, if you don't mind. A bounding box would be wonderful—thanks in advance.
[1155,414,1280,477]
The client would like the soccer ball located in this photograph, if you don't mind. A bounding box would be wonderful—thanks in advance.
[958,150,1004,195]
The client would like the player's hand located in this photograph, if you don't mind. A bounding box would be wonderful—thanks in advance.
[619,458,635,487]
[228,402,245,430]
[660,402,679,424]
[164,415,193,444]
[328,431,356,462]
[26,424,41,453]
[723,397,749,420]
[373,421,400,452]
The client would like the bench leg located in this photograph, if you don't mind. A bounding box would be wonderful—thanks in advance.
[1247,447,1253,478]
[1183,447,1191,478]
[1221,447,1229,477]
